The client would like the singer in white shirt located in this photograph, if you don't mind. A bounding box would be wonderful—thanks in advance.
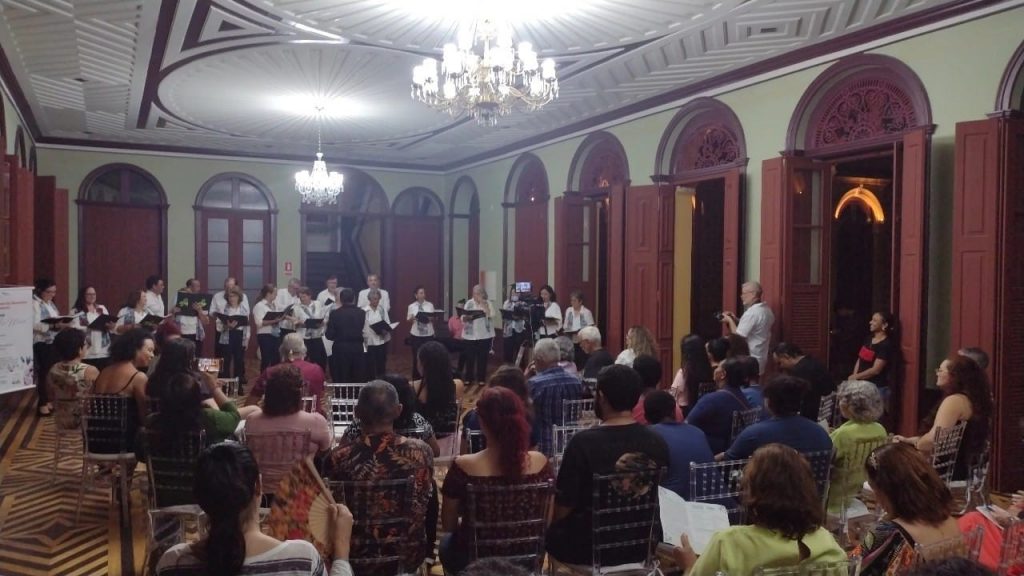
[293,287,328,371]
[406,286,436,380]
[362,289,392,379]
[275,278,302,335]
[357,273,390,312]
[536,284,562,339]
[461,285,495,385]
[563,290,595,368]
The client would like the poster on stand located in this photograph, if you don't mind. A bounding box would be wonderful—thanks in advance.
[0,286,35,396]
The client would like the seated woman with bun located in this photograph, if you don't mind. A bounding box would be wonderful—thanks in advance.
[156,442,355,575]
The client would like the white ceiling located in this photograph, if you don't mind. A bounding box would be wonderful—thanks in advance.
[0,0,979,170]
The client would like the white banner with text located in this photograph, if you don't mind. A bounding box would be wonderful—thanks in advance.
[0,285,35,396]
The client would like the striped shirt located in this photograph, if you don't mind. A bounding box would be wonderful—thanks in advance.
[156,540,352,576]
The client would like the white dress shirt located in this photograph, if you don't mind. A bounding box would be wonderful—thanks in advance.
[211,290,250,317]
[563,305,594,333]
[357,288,390,312]
[537,302,562,337]
[252,300,279,335]
[462,298,495,341]
[363,305,392,347]
[144,290,165,316]
[294,301,327,340]
[407,300,436,337]
[735,301,776,374]
[215,303,251,346]
[275,289,301,330]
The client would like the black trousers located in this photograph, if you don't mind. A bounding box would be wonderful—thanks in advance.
[305,338,328,372]
[33,341,55,407]
[366,344,388,380]
[330,343,366,383]
[503,330,526,364]
[219,330,246,379]
[257,334,280,371]
[408,335,432,379]
[463,338,492,384]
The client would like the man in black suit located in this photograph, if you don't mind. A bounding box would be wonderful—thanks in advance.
[326,287,366,382]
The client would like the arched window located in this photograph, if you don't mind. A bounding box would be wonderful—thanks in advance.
[194,173,277,305]
[391,187,444,321]
[449,177,480,309]
[77,164,167,309]
[301,169,388,292]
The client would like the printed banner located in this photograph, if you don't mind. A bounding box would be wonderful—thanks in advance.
[0,286,35,396]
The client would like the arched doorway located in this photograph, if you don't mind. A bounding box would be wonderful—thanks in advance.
[77,164,167,309]
[655,98,747,346]
[301,169,388,294]
[948,39,1024,491]
[503,154,549,295]
[391,187,444,345]
[763,54,933,434]
[560,131,630,341]
[194,172,278,306]
[449,177,480,310]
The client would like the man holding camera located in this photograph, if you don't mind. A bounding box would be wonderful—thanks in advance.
[720,281,775,375]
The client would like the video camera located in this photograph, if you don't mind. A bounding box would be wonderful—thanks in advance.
[508,282,546,331]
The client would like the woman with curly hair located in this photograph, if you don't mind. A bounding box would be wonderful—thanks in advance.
[675,444,846,575]
[439,387,553,574]
[894,355,993,480]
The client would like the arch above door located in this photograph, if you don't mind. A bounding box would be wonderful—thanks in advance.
[655,97,748,180]
[566,131,630,194]
[994,38,1024,115]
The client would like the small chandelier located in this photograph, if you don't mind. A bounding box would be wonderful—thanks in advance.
[411,18,558,127]
[295,111,343,206]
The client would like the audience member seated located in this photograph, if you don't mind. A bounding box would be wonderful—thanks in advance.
[156,442,355,576]
[341,374,440,456]
[826,380,887,514]
[147,321,182,376]
[555,335,580,380]
[725,333,750,358]
[855,443,963,576]
[462,558,531,576]
[670,334,714,415]
[545,364,669,567]
[905,557,997,576]
[246,333,326,414]
[632,355,681,425]
[143,369,250,456]
[723,375,832,461]
[439,387,554,574]
[244,364,332,493]
[739,355,764,408]
[705,337,730,376]
[675,444,846,575]
[528,338,583,455]
[773,342,835,421]
[957,490,1023,571]
[48,328,99,430]
[322,380,435,575]
[93,327,154,447]
[462,365,541,452]
[686,357,751,454]
[146,338,210,402]
[578,326,613,380]
[413,341,464,449]
[645,390,712,498]
[615,325,656,367]
[894,355,993,480]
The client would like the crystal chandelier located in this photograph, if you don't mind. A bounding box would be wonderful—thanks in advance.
[295,112,343,206]
[411,18,558,127]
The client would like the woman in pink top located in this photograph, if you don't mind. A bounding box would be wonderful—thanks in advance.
[244,364,332,495]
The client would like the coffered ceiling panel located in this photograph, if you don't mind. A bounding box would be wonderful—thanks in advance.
[0,0,992,171]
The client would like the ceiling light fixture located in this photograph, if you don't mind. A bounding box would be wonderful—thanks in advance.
[295,106,343,206]
[411,17,558,127]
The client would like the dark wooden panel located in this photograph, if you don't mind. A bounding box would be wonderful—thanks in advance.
[81,205,161,313]
[722,169,742,315]
[32,177,69,310]
[607,184,626,355]
[0,160,9,284]
[8,158,34,287]
[513,200,549,289]
[896,127,929,436]
[623,185,660,352]
[759,158,786,343]
[392,217,444,347]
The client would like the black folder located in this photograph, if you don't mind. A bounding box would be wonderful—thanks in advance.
[42,316,76,325]
[304,318,325,329]
[262,305,294,322]
[215,313,249,327]
[415,310,445,324]
[140,314,171,327]
[371,320,399,335]
[457,307,486,320]
[175,292,212,316]
[87,314,118,330]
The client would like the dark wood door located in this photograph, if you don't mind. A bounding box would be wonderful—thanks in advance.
[198,210,272,306]
[81,203,162,312]
[722,168,743,315]
[514,200,549,289]
[391,216,444,345]
[0,159,9,285]
[554,194,590,305]
[691,180,726,341]
[623,185,661,348]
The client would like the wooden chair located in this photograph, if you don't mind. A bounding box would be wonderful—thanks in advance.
[465,479,554,573]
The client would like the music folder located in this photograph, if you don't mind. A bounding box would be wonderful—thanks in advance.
[262,305,294,322]
[87,314,118,330]
[303,318,325,328]
[215,313,249,327]
[457,307,486,320]
[562,329,580,338]
[415,310,445,324]
[42,316,76,325]
[175,291,212,316]
[371,320,400,335]
[140,314,171,327]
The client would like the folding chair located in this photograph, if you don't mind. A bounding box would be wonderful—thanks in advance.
[465,479,554,573]
[244,430,313,496]
[830,436,886,546]
[931,420,968,485]
[549,468,665,575]
[464,428,485,454]
[325,382,364,436]
[76,394,138,525]
[562,398,597,427]
[731,407,763,442]
[953,440,991,514]
[689,458,749,525]
[219,377,244,402]
[144,429,207,575]
[328,476,420,576]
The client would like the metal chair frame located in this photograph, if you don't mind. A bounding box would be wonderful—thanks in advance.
[931,420,968,485]
[219,377,244,401]
[464,428,485,454]
[551,424,587,476]
[731,407,763,442]
[243,430,313,496]
[327,476,419,576]
[76,394,139,524]
[689,457,749,525]
[952,439,992,514]
[562,398,597,427]
[465,479,555,573]
[801,448,835,508]
[326,382,365,436]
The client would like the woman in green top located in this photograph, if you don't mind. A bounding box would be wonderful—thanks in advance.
[150,370,255,447]
[676,443,847,575]
[827,380,888,514]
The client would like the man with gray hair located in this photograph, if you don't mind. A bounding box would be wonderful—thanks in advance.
[357,273,391,312]
[578,325,614,380]
[275,277,302,336]
[323,380,434,574]
[555,335,580,380]
[245,332,326,412]
[722,280,775,375]
[529,338,583,455]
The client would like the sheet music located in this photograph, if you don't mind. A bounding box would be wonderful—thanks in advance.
[658,487,730,555]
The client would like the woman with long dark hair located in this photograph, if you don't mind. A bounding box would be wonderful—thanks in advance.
[849,311,897,393]
[536,284,562,339]
[71,285,115,370]
[93,327,154,441]
[146,338,202,400]
[894,355,993,480]
[670,334,715,415]
[156,442,355,576]
[439,387,553,574]
[414,340,464,436]
[675,444,845,574]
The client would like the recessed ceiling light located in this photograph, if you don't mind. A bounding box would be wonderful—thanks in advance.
[273,94,365,118]
[382,0,588,23]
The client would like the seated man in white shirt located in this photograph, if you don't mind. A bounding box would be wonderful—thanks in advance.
[721,281,776,375]
[357,273,390,312]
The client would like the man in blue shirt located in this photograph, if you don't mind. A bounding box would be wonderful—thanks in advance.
[646,390,713,497]
[723,374,832,461]
[529,338,583,455]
